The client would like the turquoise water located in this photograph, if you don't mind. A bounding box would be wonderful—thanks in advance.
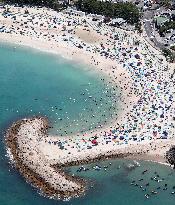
[0,43,174,205]
[65,160,175,205]
[0,43,118,136]
[1,157,175,205]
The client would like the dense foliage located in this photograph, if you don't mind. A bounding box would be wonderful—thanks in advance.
[158,20,175,35]
[3,0,66,10]
[5,0,53,6]
[166,145,175,168]
[76,0,141,24]
[159,0,172,7]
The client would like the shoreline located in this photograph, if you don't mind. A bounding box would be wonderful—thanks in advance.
[1,4,175,201]
[0,32,137,139]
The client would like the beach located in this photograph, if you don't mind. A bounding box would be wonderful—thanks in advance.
[1,4,175,200]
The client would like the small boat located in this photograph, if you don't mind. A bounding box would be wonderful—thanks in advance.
[142,169,148,174]
[163,187,168,190]
[133,160,140,167]
[130,180,135,185]
[76,166,83,172]
[151,191,158,195]
[76,166,88,172]
[145,194,150,199]
[126,163,135,170]
[138,178,143,181]
[84,167,89,171]
[93,165,101,171]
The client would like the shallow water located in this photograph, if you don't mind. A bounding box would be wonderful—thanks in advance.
[0,43,119,136]
[0,43,174,205]
[65,160,175,205]
[1,157,175,205]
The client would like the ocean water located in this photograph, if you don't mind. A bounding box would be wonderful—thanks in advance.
[0,43,174,205]
[0,43,119,136]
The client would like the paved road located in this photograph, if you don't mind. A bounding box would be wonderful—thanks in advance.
[143,10,165,50]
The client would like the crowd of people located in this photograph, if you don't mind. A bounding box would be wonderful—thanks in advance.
[1,4,174,155]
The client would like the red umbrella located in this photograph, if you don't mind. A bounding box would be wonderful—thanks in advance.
[91,139,98,145]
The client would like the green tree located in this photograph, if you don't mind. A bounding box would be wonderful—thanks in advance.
[76,0,141,25]
[159,0,171,8]
[5,0,67,10]
[162,48,175,63]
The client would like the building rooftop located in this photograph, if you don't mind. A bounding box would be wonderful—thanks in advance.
[154,16,169,26]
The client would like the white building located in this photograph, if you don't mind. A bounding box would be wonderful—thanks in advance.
[110,18,126,27]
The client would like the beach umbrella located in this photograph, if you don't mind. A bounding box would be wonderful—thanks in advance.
[119,136,124,140]
[91,139,98,145]
[162,130,168,137]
